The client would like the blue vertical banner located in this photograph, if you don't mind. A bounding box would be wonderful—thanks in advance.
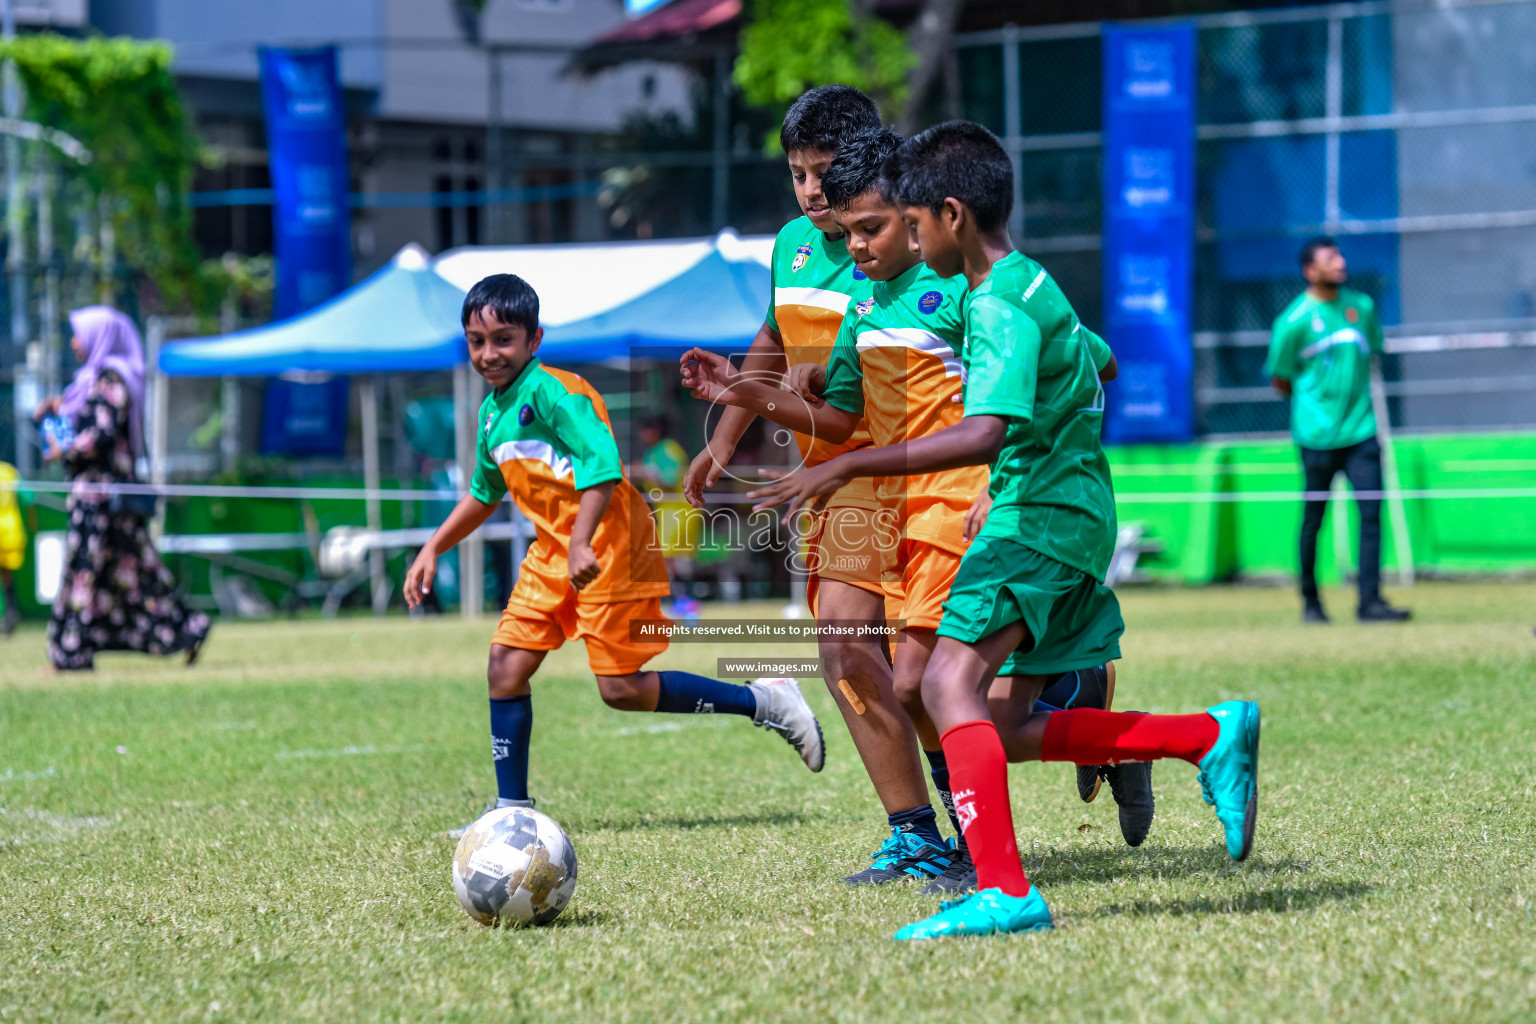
[1101,24,1196,443]
[258,46,352,319]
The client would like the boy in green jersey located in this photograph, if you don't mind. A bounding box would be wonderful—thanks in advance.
[749,122,1261,940]
[681,87,956,887]
[691,126,1153,889]
[1266,237,1410,625]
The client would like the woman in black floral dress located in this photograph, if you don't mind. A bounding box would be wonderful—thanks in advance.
[39,307,211,671]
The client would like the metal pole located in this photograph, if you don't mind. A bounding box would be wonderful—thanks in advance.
[37,152,58,398]
[1323,11,1343,232]
[360,375,386,614]
[711,47,730,231]
[453,363,484,618]
[146,316,169,537]
[4,0,30,416]
[1370,361,1415,587]
[1001,24,1024,244]
[485,44,501,244]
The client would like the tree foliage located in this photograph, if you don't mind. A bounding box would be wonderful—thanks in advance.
[0,34,202,310]
[732,0,914,148]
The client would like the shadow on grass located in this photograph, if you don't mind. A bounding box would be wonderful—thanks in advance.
[1090,879,1374,918]
[579,809,818,833]
[1029,844,1316,887]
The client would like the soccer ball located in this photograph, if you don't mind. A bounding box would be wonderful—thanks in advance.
[451,806,578,927]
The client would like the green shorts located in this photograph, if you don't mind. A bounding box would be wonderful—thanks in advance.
[936,534,1123,677]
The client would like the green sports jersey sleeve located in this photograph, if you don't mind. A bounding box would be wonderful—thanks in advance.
[1363,300,1384,355]
[551,392,624,491]
[469,408,507,504]
[820,302,866,416]
[963,293,1041,422]
[1084,328,1112,373]
[1264,315,1301,381]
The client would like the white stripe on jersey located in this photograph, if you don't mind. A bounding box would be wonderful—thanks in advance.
[1021,268,1048,302]
[776,286,852,313]
[492,440,573,479]
[1298,327,1368,360]
[855,327,964,379]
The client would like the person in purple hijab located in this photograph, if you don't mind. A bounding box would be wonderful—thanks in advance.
[34,306,211,671]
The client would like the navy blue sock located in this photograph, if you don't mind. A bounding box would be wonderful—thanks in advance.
[489,695,532,801]
[924,747,962,836]
[888,804,945,849]
[655,671,757,716]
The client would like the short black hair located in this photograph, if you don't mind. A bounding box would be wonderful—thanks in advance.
[462,273,539,333]
[639,414,669,435]
[1299,236,1339,271]
[821,126,904,210]
[886,121,1014,231]
[779,85,882,154]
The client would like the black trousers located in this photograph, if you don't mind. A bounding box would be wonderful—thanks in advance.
[1298,436,1383,607]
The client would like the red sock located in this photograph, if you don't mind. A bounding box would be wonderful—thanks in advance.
[1041,708,1219,766]
[940,720,1030,897]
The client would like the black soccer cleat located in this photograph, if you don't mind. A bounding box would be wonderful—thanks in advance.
[1103,760,1155,847]
[1303,600,1331,625]
[1358,599,1410,623]
[843,831,953,886]
[919,837,977,896]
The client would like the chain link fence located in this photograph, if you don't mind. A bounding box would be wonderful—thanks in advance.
[957,0,1536,437]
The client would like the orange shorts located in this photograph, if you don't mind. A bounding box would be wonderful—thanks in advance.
[492,592,669,676]
[882,539,963,631]
[804,503,894,615]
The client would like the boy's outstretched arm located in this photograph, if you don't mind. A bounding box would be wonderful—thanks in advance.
[680,347,860,445]
[678,322,787,509]
[747,415,1007,514]
[403,493,499,608]
[568,481,616,590]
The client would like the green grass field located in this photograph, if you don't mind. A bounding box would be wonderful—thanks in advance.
[2,582,1534,1022]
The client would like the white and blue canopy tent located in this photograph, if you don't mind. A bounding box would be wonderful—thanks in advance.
[151,231,774,615]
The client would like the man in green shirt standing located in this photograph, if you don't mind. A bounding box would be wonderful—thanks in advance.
[1266,237,1410,624]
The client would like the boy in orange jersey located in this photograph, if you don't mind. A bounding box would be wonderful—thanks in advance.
[406,274,824,837]
[680,86,950,885]
[685,126,1154,892]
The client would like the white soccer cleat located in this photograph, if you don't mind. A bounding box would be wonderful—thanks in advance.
[748,678,825,772]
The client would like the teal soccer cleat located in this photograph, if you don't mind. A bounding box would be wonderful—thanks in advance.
[893,887,1053,941]
[843,830,952,886]
[1196,700,1261,860]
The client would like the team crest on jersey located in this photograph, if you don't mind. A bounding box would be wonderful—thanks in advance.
[1311,317,1325,332]
[855,298,875,317]
[1345,307,1359,323]
[852,267,867,280]
[484,412,494,434]
[518,404,535,426]
[791,244,812,273]
[918,290,943,314]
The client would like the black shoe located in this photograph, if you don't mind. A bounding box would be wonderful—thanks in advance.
[1358,600,1410,623]
[1,603,18,638]
[1302,601,1331,625]
[1103,760,1155,847]
[1061,663,1116,802]
[919,838,976,895]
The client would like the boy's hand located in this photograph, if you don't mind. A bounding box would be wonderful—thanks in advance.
[32,395,59,421]
[683,442,730,509]
[746,459,850,515]
[679,348,741,405]
[962,490,993,542]
[403,549,437,609]
[568,543,601,590]
[784,363,825,403]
